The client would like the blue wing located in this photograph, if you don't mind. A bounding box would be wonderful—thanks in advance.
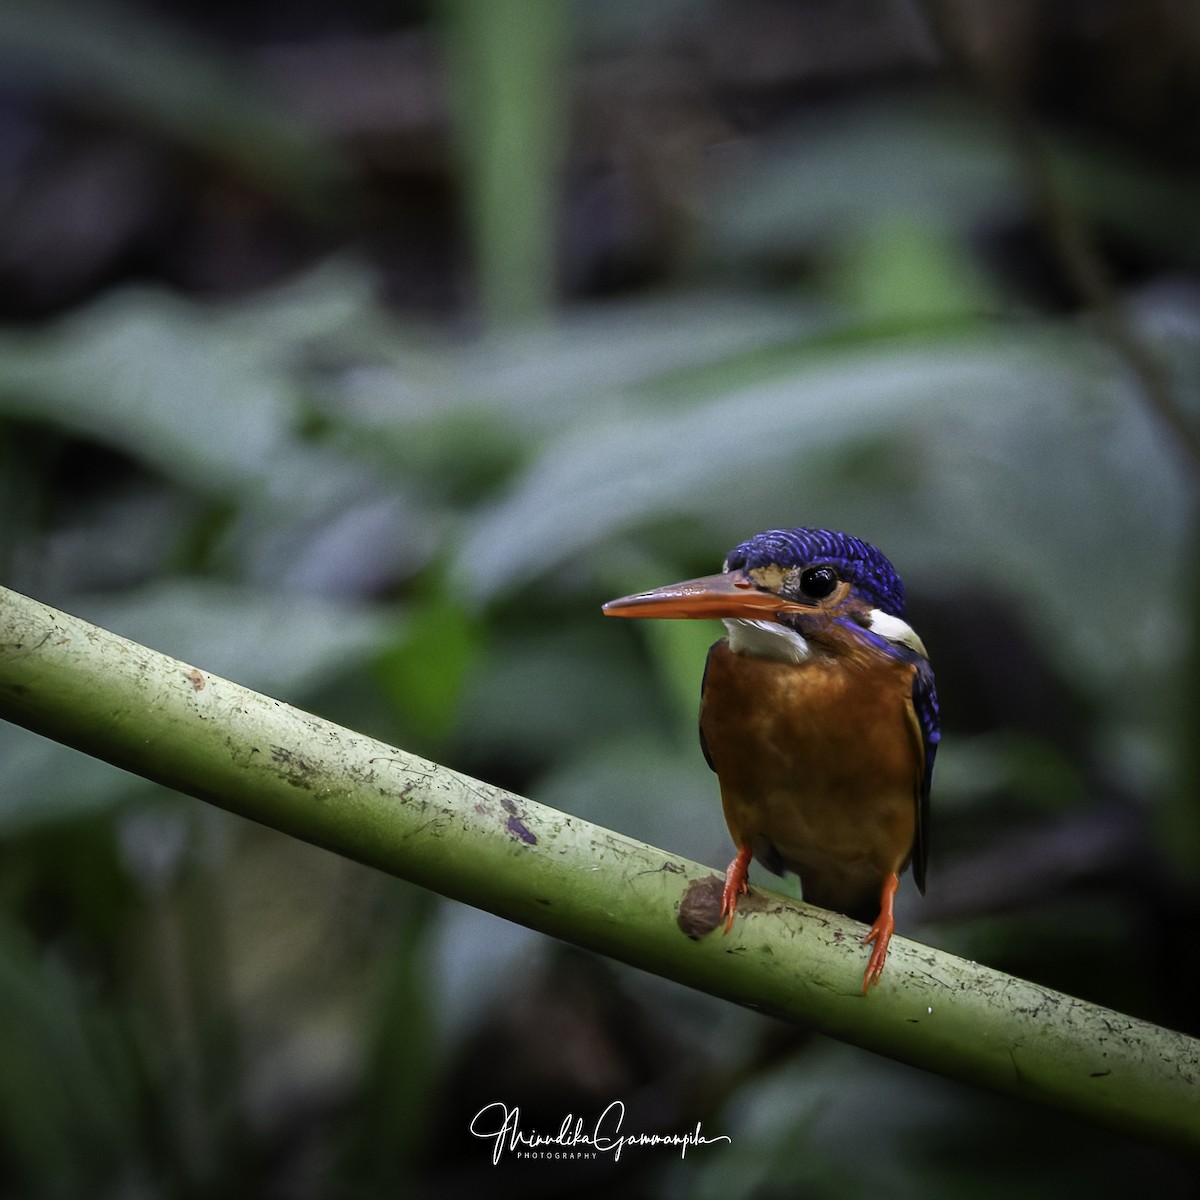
[909,657,939,894]
[698,642,717,771]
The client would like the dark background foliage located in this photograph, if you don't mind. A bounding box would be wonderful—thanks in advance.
[1,0,1199,1195]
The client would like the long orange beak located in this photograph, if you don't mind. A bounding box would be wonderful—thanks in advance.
[602,571,804,620]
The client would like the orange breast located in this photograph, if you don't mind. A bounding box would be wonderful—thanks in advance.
[700,638,922,921]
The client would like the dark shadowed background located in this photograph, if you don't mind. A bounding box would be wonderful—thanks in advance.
[1,0,1199,1196]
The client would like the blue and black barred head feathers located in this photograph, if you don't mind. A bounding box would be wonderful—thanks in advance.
[724,527,906,617]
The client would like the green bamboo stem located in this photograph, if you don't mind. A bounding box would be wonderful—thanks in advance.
[0,584,1197,1151]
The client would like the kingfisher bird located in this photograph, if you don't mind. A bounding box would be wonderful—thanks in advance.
[603,527,939,993]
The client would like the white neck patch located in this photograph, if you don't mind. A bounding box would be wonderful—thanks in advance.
[866,609,927,656]
[724,618,810,664]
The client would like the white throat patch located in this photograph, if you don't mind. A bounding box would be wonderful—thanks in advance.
[724,618,810,664]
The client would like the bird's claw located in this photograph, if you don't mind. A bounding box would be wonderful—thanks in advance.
[860,919,892,993]
[719,844,753,934]
[859,871,900,994]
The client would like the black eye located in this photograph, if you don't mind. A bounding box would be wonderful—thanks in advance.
[799,566,838,599]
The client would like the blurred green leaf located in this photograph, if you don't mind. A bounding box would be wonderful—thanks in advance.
[637,615,717,733]
[374,597,482,741]
[339,889,440,1190]
[329,290,822,439]
[73,578,391,692]
[833,219,1001,327]
[455,624,665,770]
[452,334,1074,601]
[708,98,1020,263]
[0,262,378,496]
[0,912,142,1196]
[438,0,570,326]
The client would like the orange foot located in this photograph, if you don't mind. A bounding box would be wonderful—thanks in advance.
[861,872,900,993]
[720,844,753,933]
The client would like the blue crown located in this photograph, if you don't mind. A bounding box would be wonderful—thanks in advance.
[724,527,906,617]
